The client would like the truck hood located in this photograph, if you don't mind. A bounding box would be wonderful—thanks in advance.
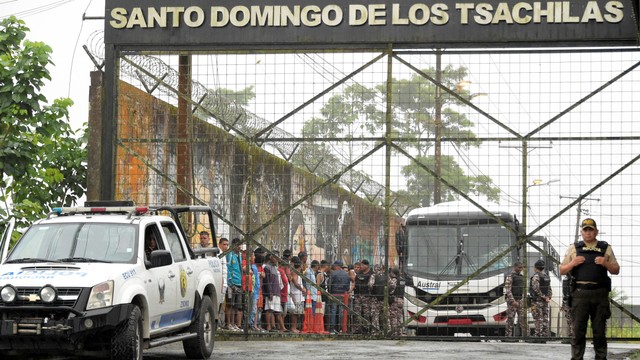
[0,263,129,288]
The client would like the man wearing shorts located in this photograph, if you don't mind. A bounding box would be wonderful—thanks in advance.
[263,251,282,332]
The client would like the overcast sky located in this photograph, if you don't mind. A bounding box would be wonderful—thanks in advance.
[0,0,105,131]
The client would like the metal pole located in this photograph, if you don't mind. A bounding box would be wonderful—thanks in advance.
[434,51,442,205]
[559,195,599,245]
[574,197,582,243]
[521,140,529,337]
[100,44,118,200]
[383,44,393,335]
[177,55,193,205]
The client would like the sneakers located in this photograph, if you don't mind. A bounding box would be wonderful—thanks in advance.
[226,324,242,332]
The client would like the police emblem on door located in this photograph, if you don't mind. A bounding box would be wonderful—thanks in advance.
[180,266,188,298]
[158,278,165,304]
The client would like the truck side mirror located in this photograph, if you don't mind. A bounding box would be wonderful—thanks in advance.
[147,250,173,268]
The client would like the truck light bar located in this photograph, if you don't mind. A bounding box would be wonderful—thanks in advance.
[51,206,149,216]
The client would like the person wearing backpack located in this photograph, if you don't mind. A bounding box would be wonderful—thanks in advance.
[387,267,405,336]
[368,265,387,334]
[353,259,373,334]
[530,259,552,338]
[504,261,527,337]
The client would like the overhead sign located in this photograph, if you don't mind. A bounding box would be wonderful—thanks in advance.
[104,0,639,48]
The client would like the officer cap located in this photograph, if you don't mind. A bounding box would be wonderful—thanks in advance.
[534,259,545,269]
[581,218,597,230]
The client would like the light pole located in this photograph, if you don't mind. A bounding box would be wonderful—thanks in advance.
[527,179,560,190]
[559,195,600,243]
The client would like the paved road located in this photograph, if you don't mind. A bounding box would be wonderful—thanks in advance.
[13,337,640,359]
[152,338,640,360]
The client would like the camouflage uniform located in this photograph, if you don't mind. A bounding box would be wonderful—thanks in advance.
[504,269,527,337]
[560,276,574,338]
[530,270,552,337]
[353,268,373,334]
[561,301,574,338]
[387,275,404,336]
[368,269,387,334]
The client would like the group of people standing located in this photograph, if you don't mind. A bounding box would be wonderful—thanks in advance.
[504,218,620,360]
[207,236,406,335]
[503,259,553,338]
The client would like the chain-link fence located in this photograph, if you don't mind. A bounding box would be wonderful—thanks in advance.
[87,37,640,339]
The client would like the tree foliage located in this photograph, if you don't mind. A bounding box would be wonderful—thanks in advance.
[0,16,86,231]
[296,64,499,207]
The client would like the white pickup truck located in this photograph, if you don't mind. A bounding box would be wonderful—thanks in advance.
[0,202,224,360]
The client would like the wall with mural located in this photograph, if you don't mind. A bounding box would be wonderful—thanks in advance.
[104,79,402,268]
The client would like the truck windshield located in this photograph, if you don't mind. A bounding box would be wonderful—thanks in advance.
[406,223,515,280]
[7,223,138,264]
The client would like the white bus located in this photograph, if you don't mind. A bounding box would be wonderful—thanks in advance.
[402,201,563,336]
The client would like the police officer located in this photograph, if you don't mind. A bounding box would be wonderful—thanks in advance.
[530,259,552,338]
[504,261,527,337]
[353,259,373,334]
[368,264,387,334]
[560,218,620,360]
[387,267,405,336]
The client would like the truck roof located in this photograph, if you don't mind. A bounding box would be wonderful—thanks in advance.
[39,206,174,225]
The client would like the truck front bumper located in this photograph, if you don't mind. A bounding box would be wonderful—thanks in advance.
[0,303,135,351]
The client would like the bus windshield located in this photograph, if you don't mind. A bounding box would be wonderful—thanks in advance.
[406,223,515,280]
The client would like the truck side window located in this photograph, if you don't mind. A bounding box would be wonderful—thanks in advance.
[145,225,165,260]
[162,222,186,262]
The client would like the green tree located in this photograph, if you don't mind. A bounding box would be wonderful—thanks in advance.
[379,65,480,157]
[296,64,499,207]
[402,155,499,207]
[0,16,86,232]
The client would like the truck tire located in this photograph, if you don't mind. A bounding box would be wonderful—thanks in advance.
[183,295,215,359]
[111,305,143,360]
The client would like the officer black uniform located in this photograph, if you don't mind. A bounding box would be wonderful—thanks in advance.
[560,218,620,360]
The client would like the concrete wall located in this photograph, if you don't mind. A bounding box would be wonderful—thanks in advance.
[89,73,401,267]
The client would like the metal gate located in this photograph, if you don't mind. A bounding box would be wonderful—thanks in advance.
[86,33,640,339]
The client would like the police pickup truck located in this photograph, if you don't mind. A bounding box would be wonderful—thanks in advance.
[0,202,224,360]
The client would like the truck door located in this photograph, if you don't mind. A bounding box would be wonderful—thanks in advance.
[161,221,196,327]
[143,223,178,333]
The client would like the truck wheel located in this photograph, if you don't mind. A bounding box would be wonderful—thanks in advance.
[183,295,215,359]
[111,305,143,360]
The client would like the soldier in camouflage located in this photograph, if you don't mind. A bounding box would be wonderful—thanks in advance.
[352,259,373,334]
[530,259,552,337]
[368,265,387,334]
[387,267,405,336]
[504,261,527,337]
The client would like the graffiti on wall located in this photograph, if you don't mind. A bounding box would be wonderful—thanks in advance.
[109,78,401,269]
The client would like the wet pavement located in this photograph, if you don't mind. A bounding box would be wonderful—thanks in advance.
[143,338,639,360]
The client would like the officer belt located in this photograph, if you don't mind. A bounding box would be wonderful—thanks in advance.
[575,283,606,290]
